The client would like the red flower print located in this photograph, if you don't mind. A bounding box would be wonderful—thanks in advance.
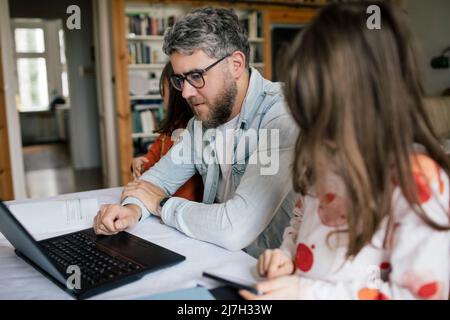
[324,193,336,204]
[377,292,389,300]
[295,243,314,272]
[418,282,438,298]
[358,288,389,300]
[402,271,444,299]
[413,171,431,204]
[410,154,443,203]
[380,262,391,270]
[318,194,347,227]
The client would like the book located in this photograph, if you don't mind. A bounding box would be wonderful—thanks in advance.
[134,103,161,112]
[248,11,258,39]
[152,46,169,64]
[133,109,143,133]
[141,110,157,133]
[2,198,99,239]
[129,71,158,96]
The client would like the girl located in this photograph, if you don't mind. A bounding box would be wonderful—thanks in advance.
[241,2,450,300]
[131,62,203,201]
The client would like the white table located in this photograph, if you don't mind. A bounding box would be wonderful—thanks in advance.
[0,188,257,300]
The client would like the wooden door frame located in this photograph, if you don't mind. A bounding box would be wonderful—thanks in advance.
[112,0,133,185]
[0,50,13,200]
[262,8,316,80]
[0,0,26,200]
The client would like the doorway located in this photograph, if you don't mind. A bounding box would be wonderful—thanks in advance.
[8,0,104,199]
[271,24,305,82]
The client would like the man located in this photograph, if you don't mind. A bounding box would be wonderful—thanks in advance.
[94,8,298,257]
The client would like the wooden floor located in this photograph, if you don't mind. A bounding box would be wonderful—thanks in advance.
[23,143,104,199]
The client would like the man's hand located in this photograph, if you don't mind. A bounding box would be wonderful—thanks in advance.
[257,249,295,279]
[120,180,167,216]
[239,275,301,300]
[131,156,149,180]
[93,204,141,235]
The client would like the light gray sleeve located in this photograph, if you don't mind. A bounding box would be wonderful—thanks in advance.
[160,110,298,250]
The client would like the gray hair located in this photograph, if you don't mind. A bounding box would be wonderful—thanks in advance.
[163,7,250,67]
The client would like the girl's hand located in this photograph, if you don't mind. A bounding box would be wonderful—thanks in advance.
[239,275,300,300]
[131,156,149,179]
[120,180,167,216]
[258,249,295,279]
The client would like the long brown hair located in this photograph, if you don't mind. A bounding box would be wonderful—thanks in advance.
[155,62,193,134]
[282,2,450,257]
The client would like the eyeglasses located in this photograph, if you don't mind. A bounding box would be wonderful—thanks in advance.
[169,54,230,91]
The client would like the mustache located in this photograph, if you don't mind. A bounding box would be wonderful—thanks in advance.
[188,98,206,106]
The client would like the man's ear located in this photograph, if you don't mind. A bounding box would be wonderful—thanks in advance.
[229,51,246,79]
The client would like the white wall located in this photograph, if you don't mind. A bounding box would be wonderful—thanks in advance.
[64,4,101,170]
[406,0,450,96]
[93,0,120,187]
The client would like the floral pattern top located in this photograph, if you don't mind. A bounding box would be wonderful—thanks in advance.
[280,153,449,299]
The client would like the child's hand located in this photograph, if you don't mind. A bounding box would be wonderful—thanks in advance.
[131,156,149,179]
[258,249,295,279]
[239,275,300,300]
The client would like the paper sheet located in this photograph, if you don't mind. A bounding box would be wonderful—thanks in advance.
[4,198,99,238]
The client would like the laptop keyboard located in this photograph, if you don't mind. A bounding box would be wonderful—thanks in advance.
[41,231,142,287]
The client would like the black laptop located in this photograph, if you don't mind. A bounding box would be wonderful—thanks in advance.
[0,201,185,299]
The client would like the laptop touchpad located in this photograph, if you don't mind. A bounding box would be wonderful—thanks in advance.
[85,229,181,268]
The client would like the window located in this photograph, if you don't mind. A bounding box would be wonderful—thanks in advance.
[12,19,70,112]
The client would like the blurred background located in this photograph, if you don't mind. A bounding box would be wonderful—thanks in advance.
[0,0,449,201]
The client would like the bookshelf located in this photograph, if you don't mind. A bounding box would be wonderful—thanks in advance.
[124,5,180,158]
[113,0,320,184]
[124,3,266,150]
[238,9,265,75]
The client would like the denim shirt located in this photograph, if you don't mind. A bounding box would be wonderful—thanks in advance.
[123,67,299,257]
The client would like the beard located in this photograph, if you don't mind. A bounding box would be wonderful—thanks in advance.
[188,78,237,129]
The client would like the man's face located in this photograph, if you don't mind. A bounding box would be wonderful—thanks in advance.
[170,50,237,128]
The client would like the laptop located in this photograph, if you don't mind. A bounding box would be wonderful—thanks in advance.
[0,201,185,299]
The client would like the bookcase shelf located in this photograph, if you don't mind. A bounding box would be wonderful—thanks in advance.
[126,35,165,41]
[128,63,167,70]
[248,37,264,43]
[132,132,160,139]
[129,94,162,100]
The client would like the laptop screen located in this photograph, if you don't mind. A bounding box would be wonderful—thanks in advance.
[0,201,66,284]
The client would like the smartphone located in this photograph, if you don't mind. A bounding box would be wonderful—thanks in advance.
[203,271,262,295]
